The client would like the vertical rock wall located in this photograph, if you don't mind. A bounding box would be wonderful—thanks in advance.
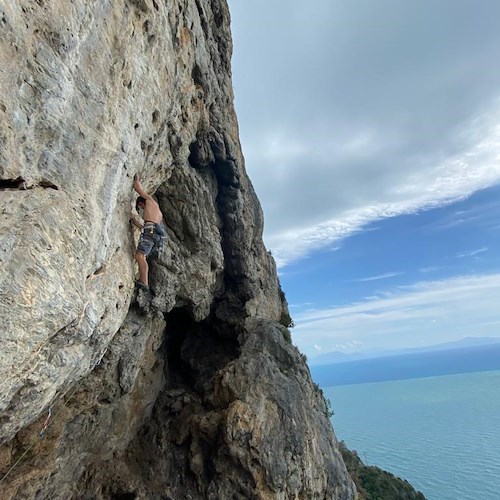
[0,1,356,498]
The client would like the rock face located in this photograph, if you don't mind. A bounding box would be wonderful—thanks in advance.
[0,1,356,498]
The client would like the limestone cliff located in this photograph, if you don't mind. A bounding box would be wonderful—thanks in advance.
[0,1,356,498]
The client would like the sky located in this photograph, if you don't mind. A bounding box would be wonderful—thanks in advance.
[227,0,500,360]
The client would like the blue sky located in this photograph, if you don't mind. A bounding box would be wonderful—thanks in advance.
[227,0,500,359]
[285,185,500,357]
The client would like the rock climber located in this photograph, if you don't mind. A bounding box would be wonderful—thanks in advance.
[130,173,168,290]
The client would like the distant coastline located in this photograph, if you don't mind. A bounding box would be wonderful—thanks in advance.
[310,343,500,386]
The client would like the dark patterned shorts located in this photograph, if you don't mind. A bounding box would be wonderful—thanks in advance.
[137,222,165,258]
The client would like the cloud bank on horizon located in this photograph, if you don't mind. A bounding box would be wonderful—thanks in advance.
[229,0,500,267]
[292,273,500,358]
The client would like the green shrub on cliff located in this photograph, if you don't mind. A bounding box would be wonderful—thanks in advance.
[339,442,426,500]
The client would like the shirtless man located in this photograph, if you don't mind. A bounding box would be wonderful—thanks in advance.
[131,173,167,289]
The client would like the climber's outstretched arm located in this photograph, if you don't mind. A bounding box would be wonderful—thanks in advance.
[133,174,154,200]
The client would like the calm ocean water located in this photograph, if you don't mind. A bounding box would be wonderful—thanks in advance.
[323,370,500,500]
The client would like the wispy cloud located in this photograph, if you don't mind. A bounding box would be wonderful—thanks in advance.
[334,340,362,351]
[292,273,500,358]
[424,198,500,233]
[353,272,405,282]
[289,302,313,309]
[419,266,439,273]
[265,114,500,267]
[456,247,488,258]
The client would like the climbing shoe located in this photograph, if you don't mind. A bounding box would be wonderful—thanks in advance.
[135,280,150,292]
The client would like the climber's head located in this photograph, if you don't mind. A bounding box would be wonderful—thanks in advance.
[136,196,146,211]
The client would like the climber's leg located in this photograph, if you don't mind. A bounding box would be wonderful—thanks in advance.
[135,230,155,288]
[135,251,149,287]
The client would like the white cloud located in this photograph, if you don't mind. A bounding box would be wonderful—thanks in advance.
[292,273,500,358]
[264,113,500,267]
[334,340,362,351]
[456,247,488,258]
[289,302,313,309]
[353,272,405,282]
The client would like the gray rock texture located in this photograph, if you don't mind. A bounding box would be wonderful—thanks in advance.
[0,1,356,498]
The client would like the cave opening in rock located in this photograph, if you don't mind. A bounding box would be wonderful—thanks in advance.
[163,307,195,387]
[162,306,239,395]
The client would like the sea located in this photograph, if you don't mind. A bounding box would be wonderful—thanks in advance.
[323,370,500,500]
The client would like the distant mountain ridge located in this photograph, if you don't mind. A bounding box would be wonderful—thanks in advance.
[310,342,500,387]
[310,336,500,366]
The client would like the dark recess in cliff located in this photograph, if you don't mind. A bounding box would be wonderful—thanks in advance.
[0,177,25,189]
[163,306,240,392]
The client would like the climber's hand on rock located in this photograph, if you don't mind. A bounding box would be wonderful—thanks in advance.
[130,215,143,230]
